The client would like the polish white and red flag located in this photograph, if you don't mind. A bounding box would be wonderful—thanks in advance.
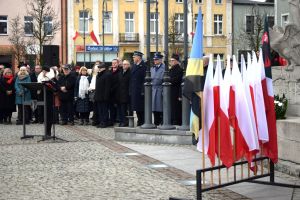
[229,55,259,163]
[207,55,234,168]
[90,30,100,45]
[261,16,278,163]
[197,54,215,156]
[72,30,80,41]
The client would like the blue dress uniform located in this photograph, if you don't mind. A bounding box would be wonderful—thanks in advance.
[129,51,146,126]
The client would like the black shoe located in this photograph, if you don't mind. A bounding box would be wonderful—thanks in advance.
[69,121,74,126]
[61,121,67,125]
[119,123,128,127]
[32,120,39,124]
[16,120,22,125]
[92,121,99,126]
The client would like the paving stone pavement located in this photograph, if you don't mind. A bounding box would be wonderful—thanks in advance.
[0,119,299,200]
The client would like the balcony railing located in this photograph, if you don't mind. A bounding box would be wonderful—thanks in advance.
[119,33,139,43]
[144,34,163,45]
[168,33,184,43]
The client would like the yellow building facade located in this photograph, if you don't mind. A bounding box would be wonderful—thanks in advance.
[68,0,232,66]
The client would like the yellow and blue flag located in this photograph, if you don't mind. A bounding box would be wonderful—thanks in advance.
[183,9,204,140]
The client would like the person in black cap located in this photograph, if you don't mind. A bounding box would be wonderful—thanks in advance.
[58,64,77,125]
[169,53,184,125]
[151,52,165,126]
[130,51,146,126]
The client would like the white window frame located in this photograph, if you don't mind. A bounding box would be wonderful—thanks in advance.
[194,14,204,34]
[281,13,289,27]
[104,11,112,34]
[215,0,222,4]
[24,16,33,36]
[125,12,134,33]
[0,15,8,35]
[175,13,184,34]
[214,14,223,35]
[195,0,203,3]
[79,10,89,34]
[150,12,159,34]
[176,0,183,3]
[44,16,53,36]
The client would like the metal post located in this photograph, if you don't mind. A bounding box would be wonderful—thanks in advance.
[155,0,158,53]
[141,0,155,129]
[102,0,106,63]
[158,0,175,130]
[177,0,190,131]
[83,0,86,67]
[196,170,202,200]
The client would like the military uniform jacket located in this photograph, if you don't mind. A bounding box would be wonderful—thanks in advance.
[151,63,165,112]
[129,60,146,111]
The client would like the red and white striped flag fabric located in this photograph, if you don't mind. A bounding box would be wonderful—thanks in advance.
[261,16,278,163]
[208,55,234,168]
[229,55,259,162]
[72,30,80,41]
[197,54,215,155]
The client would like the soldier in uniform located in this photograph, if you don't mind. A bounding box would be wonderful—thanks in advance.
[129,51,146,126]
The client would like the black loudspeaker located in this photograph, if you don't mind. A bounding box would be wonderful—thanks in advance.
[43,45,59,66]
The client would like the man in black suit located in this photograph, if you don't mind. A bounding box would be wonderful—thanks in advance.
[129,51,146,126]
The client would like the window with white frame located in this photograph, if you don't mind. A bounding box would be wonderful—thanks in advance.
[0,16,8,35]
[195,0,203,3]
[44,16,53,36]
[150,12,159,34]
[194,14,204,32]
[175,13,184,34]
[24,16,33,35]
[176,0,183,3]
[214,14,222,35]
[125,12,134,33]
[281,14,289,27]
[104,12,112,33]
[246,15,254,34]
[215,0,222,4]
[79,10,89,33]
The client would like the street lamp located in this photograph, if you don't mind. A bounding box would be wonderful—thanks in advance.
[102,0,109,63]
[75,0,93,67]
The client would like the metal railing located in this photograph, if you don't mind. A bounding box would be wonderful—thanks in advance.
[119,33,139,43]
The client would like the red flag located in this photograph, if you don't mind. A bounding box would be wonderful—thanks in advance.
[208,55,234,168]
[261,17,278,163]
[72,30,80,41]
[90,30,99,45]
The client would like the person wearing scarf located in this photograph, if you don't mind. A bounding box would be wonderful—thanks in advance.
[74,66,91,125]
[14,66,31,125]
[0,68,16,124]
[88,64,100,126]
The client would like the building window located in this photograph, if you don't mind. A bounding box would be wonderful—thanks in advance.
[246,16,254,34]
[125,12,134,33]
[214,14,222,35]
[281,14,289,27]
[79,10,89,33]
[215,0,222,4]
[194,14,204,33]
[175,13,184,34]
[176,0,183,3]
[267,16,274,28]
[104,12,112,33]
[0,16,8,35]
[150,12,159,34]
[24,16,33,35]
[44,16,53,36]
[195,0,203,3]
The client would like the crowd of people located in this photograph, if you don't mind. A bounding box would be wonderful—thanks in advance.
[0,51,184,129]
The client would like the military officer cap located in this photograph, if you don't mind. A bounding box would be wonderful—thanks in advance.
[153,53,164,60]
[133,51,144,57]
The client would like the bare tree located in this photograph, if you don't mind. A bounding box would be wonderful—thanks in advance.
[168,13,184,56]
[236,5,268,53]
[26,0,60,64]
[8,15,27,66]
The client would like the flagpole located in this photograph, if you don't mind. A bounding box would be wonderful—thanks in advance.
[218,116,221,185]
[201,93,205,186]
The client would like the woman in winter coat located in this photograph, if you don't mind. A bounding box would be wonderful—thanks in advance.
[15,66,31,124]
[74,66,91,125]
[0,68,16,124]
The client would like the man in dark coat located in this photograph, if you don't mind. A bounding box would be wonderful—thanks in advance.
[95,63,112,128]
[30,65,42,123]
[58,64,76,125]
[117,59,131,127]
[169,54,184,125]
[129,51,146,126]
[108,59,120,126]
